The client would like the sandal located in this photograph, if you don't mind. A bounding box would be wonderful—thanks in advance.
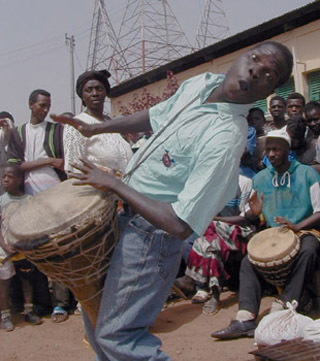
[191,290,211,304]
[51,306,68,323]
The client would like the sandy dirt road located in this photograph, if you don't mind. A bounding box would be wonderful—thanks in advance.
[0,291,280,361]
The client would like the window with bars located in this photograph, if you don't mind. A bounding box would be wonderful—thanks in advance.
[253,98,268,113]
[307,70,320,101]
[275,77,295,100]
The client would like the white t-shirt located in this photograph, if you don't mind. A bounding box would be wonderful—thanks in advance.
[24,121,60,195]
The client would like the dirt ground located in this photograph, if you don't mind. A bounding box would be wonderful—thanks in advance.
[0,291,279,361]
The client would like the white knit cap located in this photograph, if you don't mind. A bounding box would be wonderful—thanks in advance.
[266,128,291,146]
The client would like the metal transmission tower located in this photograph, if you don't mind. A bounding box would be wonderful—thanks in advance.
[117,0,193,78]
[86,0,131,85]
[194,0,230,49]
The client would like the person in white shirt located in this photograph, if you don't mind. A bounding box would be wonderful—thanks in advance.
[63,70,132,175]
[7,89,66,319]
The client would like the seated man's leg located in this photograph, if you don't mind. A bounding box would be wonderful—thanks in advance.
[95,215,184,361]
[211,255,264,339]
[51,282,69,323]
[238,256,265,317]
[280,234,320,306]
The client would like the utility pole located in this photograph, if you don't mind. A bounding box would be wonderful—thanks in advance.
[65,34,76,114]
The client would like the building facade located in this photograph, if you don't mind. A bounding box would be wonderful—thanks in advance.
[109,2,320,116]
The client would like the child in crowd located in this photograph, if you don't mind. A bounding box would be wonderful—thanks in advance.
[0,164,41,331]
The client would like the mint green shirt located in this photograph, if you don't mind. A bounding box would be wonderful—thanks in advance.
[125,73,251,236]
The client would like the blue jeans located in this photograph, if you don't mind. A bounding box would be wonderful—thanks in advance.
[83,213,184,361]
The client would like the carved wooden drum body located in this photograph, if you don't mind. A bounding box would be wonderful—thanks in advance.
[7,179,119,328]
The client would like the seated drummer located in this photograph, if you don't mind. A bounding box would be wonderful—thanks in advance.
[212,129,320,339]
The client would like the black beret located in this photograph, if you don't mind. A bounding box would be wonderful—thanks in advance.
[76,69,111,99]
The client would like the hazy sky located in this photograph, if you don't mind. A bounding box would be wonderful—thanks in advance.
[0,0,313,125]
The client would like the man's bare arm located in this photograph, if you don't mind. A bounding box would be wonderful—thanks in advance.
[274,212,320,232]
[51,109,152,138]
[20,158,64,172]
[70,160,193,240]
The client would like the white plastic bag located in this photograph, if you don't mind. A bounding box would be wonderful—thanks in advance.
[303,319,320,341]
[254,300,313,346]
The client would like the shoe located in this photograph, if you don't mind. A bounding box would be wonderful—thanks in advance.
[1,317,14,332]
[202,296,220,315]
[24,311,42,325]
[33,305,52,317]
[211,320,256,339]
[202,286,220,315]
[51,306,68,323]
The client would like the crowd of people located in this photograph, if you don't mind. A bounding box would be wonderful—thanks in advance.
[0,71,133,331]
[0,40,319,360]
[173,92,320,339]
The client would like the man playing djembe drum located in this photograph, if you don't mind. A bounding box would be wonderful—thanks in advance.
[52,41,293,360]
[212,129,320,340]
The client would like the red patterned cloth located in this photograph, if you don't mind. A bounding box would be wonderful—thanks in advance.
[186,220,253,288]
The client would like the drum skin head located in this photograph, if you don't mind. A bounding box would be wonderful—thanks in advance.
[8,179,112,243]
[1,201,25,252]
[247,227,298,263]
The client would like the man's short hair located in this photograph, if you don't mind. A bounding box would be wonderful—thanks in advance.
[269,95,286,107]
[29,89,51,104]
[304,100,320,114]
[248,107,265,118]
[253,41,293,88]
[4,163,24,178]
[287,92,305,107]
[3,163,25,192]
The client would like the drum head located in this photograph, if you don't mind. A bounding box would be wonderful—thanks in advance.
[8,179,112,242]
[1,201,21,247]
[247,227,298,263]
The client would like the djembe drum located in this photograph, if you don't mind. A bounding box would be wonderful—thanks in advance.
[247,227,300,288]
[6,179,119,328]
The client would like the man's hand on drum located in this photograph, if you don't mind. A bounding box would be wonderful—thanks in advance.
[274,216,300,232]
[69,159,117,192]
[50,114,96,138]
[248,190,263,216]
